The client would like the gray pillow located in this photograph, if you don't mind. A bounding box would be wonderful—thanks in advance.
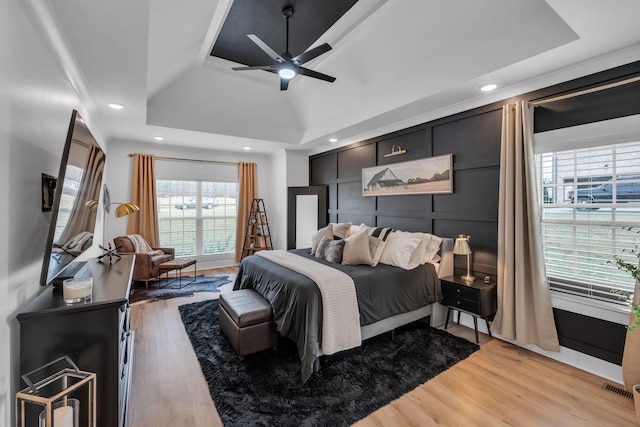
[311,224,333,255]
[315,236,345,264]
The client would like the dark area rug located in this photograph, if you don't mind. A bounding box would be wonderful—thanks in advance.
[179,299,479,426]
[129,275,231,304]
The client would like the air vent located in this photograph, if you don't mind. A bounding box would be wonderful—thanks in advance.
[602,383,633,400]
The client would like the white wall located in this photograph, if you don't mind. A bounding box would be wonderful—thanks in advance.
[286,150,310,187]
[269,149,288,251]
[0,1,107,425]
[105,140,283,268]
[266,149,310,250]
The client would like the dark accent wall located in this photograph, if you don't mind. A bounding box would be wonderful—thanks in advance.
[554,308,627,365]
[534,72,640,133]
[311,106,503,278]
[309,59,640,363]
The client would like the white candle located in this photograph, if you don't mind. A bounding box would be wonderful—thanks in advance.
[53,405,73,427]
[63,278,93,303]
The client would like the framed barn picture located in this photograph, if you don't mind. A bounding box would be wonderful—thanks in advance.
[362,154,453,197]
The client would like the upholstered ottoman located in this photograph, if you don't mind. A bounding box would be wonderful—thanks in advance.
[218,289,277,359]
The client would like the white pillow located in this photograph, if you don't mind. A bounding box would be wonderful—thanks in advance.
[342,230,373,266]
[347,224,361,238]
[311,224,333,255]
[366,226,393,267]
[379,233,424,270]
[358,223,375,235]
[330,222,352,239]
[425,234,443,262]
[394,230,443,263]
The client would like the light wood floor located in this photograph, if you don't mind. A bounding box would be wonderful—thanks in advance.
[127,267,637,426]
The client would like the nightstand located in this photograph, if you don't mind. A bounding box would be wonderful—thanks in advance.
[440,275,497,343]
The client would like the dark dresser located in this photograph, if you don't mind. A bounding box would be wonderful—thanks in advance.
[17,255,135,427]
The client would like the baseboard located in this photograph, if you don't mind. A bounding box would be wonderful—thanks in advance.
[454,313,623,386]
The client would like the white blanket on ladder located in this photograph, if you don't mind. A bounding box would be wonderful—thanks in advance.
[256,250,362,355]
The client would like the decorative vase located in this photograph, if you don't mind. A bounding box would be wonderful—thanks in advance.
[634,385,640,425]
[623,290,640,391]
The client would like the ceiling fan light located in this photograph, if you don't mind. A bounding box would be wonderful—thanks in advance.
[278,68,296,80]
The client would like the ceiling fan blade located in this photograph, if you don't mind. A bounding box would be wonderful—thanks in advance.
[293,43,332,65]
[280,78,290,91]
[298,67,336,83]
[247,34,285,64]
[232,65,279,71]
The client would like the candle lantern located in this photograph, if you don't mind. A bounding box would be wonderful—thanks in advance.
[16,356,96,427]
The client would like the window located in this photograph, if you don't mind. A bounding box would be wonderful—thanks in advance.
[55,165,83,241]
[535,141,640,306]
[156,180,238,257]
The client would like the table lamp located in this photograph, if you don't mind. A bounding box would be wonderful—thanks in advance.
[453,234,475,283]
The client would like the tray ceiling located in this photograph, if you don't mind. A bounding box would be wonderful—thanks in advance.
[34,0,640,153]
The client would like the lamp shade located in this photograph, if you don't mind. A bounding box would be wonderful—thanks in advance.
[453,234,471,255]
[114,203,140,218]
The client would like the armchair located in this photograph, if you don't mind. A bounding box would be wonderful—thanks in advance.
[113,236,175,289]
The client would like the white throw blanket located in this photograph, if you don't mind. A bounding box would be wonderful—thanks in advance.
[127,234,164,255]
[256,250,362,355]
[62,231,93,252]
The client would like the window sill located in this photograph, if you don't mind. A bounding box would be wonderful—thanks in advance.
[551,291,630,325]
[177,252,234,262]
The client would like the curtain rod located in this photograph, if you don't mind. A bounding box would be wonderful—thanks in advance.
[128,153,238,166]
[529,75,640,107]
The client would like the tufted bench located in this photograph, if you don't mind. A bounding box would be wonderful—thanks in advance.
[218,289,278,359]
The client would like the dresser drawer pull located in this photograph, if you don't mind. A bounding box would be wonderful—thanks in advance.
[456,289,461,293]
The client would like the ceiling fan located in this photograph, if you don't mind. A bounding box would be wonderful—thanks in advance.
[231,6,336,91]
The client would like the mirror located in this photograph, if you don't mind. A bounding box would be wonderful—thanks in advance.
[287,186,328,249]
[295,195,318,248]
[40,110,106,286]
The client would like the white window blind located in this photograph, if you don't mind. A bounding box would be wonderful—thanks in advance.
[535,140,640,306]
[155,179,238,257]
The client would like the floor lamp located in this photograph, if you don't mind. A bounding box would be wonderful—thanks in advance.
[453,234,475,283]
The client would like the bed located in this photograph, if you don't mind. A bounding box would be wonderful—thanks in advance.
[233,230,453,382]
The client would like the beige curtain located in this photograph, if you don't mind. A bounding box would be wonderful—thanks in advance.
[57,145,105,245]
[491,101,560,351]
[235,162,257,262]
[127,154,160,247]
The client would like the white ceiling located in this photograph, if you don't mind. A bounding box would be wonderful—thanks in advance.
[35,0,640,155]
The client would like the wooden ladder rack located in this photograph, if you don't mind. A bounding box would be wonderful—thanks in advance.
[241,199,273,259]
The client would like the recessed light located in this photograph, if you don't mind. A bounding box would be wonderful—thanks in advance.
[329,138,338,143]
[243,146,251,150]
[108,103,124,110]
[153,136,164,141]
[479,83,499,92]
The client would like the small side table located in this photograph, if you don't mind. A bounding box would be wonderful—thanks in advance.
[440,275,497,343]
[158,258,197,289]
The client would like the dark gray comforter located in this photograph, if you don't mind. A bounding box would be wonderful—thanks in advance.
[233,248,442,382]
